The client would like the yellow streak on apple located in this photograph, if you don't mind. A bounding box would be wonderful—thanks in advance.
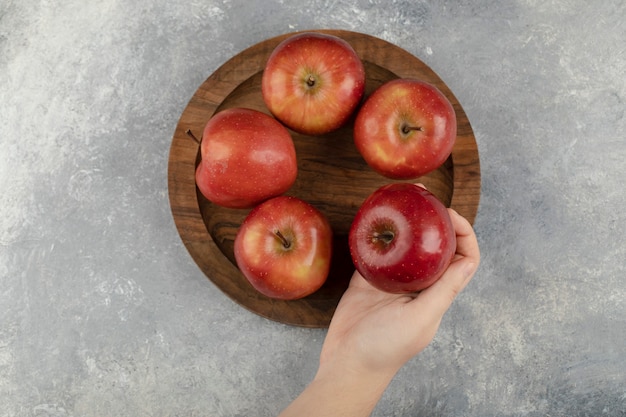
[267,71,293,114]
[373,142,407,166]
[242,228,265,267]
[292,257,327,283]
[391,86,411,100]
[293,264,310,280]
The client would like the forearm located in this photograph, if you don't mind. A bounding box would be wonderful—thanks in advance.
[278,366,396,417]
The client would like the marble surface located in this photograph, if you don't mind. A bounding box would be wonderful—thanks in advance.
[1,0,625,416]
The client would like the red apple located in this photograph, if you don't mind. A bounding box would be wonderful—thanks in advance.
[353,78,457,179]
[348,183,456,293]
[195,107,297,209]
[261,32,366,135]
[234,196,333,300]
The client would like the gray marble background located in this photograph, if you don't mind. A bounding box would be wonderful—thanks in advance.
[1,1,625,416]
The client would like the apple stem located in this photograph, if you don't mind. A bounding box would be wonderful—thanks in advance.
[274,230,292,249]
[306,75,316,87]
[401,125,423,134]
[186,129,201,145]
[372,231,395,245]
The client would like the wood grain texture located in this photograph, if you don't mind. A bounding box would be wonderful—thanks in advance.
[167,29,481,328]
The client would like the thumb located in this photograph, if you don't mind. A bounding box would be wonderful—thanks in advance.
[412,258,478,320]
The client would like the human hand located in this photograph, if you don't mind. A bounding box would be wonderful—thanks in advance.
[277,203,479,417]
[317,207,480,380]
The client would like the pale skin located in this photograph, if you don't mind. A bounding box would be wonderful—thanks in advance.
[278,207,480,417]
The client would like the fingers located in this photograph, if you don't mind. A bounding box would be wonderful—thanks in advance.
[409,209,480,319]
[416,258,478,318]
[447,208,480,264]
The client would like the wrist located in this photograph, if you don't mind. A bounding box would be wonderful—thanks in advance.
[312,359,398,408]
[278,363,397,417]
[318,346,403,385]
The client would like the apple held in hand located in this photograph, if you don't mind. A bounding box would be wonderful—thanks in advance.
[348,183,456,293]
[261,32,366,135]
[195,107,297,209]
[353,78,457,179]
[234,196,333,300]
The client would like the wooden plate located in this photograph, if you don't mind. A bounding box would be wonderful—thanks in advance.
[167,30,480,328]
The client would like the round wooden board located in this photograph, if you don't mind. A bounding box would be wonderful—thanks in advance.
[167,29,480,328]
